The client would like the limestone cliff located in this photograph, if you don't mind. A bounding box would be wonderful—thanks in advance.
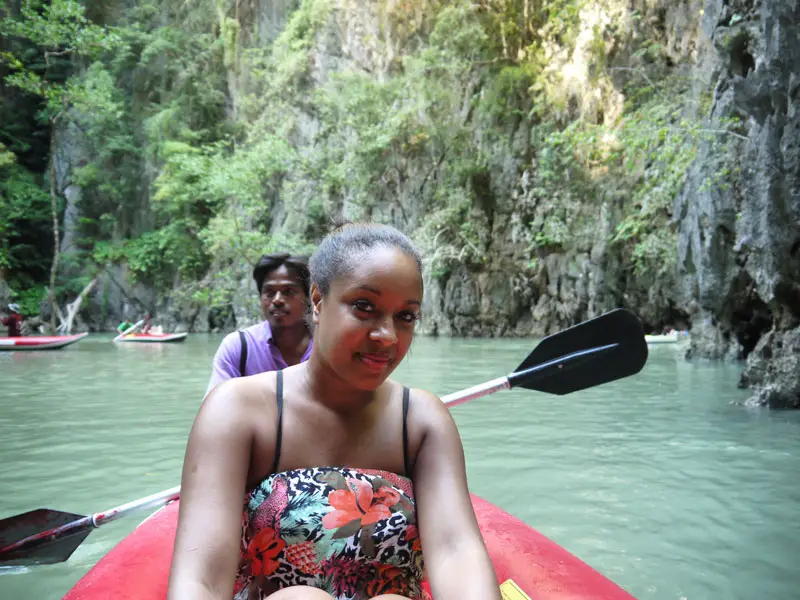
[38,0,798,407]
[675,0,800,407]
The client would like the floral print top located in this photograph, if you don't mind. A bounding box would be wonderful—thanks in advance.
[233,466,429,600]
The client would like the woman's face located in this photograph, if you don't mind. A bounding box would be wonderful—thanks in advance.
[311,245,423,390]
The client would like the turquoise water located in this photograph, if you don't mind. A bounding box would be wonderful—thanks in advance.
[1,334,799,599]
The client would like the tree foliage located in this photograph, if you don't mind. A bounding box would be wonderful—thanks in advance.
[0,0,741,324]
[1,0,120,324]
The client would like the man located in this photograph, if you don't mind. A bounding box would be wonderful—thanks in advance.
[206,254,312,395]
[2,304,23,337]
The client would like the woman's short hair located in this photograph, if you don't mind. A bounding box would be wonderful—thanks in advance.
[309,223,422,295]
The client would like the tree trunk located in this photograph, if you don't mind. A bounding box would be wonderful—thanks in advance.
[48,120,61,332]
[58,276,97,334]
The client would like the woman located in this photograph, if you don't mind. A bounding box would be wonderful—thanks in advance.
[168,223,500,600]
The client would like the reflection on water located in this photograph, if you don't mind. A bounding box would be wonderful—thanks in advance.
[1,335,799,599]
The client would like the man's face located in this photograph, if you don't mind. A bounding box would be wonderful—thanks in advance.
[260,264,309,330]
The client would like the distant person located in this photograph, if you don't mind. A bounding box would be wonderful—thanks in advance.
[117,320,134,333]
[141,314,153,334]
[2,304,23,337]
[206,254,312,395]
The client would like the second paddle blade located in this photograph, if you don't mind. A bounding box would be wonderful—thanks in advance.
[514,308,648,395]
[0,508,91,566]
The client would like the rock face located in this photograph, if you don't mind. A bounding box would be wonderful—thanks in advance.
[261,0,702,338]
[53,117,91,257]
[263,0,798,405]
[45,0,798,406]
[675,0,800,407]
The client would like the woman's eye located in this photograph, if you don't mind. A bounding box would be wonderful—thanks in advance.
[398,312,419,324]
[353,300,373,313]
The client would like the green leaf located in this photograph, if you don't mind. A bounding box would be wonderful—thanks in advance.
[331,519,362,540]
[360,523,377,559]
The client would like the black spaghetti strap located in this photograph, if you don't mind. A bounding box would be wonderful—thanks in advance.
[272,370,284,474]
[402,387,410,477]
[238,330,248,377]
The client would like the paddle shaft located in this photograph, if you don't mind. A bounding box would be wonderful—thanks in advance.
[0,487,180,557]
[441,377,509,408]
[113,319,144,342]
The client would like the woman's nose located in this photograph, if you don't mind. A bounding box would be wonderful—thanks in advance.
[369,318,397,345]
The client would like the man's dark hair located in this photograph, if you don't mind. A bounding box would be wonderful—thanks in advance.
[309,223,422,296]
[252,254,310,296]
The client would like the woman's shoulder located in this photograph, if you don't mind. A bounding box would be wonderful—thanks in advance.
[198,371,279,430]
[406,385,442,407]
[389,381,449,424]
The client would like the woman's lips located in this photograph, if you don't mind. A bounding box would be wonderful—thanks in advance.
[357,353,392,371]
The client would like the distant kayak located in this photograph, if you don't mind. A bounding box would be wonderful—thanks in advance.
[645,331,688,344]
[0,332,88,351]
[115,332,188,343]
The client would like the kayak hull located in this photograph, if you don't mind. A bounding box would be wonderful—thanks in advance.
[116,333,188,344]
[0,333,88,351]
[63,495,634,600]
[644,333,683,344]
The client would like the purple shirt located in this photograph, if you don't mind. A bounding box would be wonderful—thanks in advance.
[206,321,312,395]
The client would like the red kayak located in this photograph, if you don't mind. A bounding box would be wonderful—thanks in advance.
[52,310,648,599]
[115,332,188,343]
[64,495,634,600]
[0,332,88,351]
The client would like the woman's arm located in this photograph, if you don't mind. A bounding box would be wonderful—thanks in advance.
[412,390,501,600]
[167,381,258,600]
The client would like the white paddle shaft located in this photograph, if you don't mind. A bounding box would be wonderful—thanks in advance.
[441,376,510,408]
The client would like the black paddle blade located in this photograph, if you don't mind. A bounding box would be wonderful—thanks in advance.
[510,308,647,395]
[0,508,92,566]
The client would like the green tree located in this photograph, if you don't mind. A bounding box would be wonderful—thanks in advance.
[1,0,119,329]
[0,143,51,284]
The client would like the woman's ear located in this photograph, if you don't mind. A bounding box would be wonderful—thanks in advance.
[310,284,323,325]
